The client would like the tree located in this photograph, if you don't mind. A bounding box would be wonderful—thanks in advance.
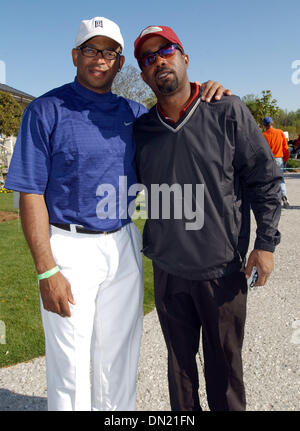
[0,91,23,137]
[255,90,280,126]
[143,95,157,109]
[242,94,259,121]
[244,90,280,129]
[242,94,257,111]
[112,64,155,106]
[242,91,299,138]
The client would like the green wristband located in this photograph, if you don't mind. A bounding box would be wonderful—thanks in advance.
[37,266,60,281]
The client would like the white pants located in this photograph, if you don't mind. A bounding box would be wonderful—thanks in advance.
[40,223,144,411]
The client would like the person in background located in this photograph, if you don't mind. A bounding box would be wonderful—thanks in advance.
[262,116,290,209]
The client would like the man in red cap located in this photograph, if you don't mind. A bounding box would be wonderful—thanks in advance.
[134,26,228,102]
[133,25,282,411]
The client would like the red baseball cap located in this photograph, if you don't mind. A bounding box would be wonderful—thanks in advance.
[134,25,184,59]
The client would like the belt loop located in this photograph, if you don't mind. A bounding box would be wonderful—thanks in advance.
[70,224,77,233]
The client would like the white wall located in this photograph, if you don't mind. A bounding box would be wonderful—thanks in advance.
[0,136,16,170]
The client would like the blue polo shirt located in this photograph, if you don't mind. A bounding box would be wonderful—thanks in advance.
[5,78,148,231]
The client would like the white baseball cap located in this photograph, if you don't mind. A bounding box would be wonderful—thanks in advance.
[75,17,124,50]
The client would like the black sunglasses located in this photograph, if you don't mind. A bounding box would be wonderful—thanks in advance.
[138,43,183,68]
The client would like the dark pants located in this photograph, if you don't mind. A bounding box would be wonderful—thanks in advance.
[153,263,248,411]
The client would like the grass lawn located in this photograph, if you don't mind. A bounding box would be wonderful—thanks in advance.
[0,191,19,213]
[286,159,300,169]
[0,218,44,367]
[0,193,154,367]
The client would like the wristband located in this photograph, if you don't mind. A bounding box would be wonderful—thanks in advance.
[37,266,60,281]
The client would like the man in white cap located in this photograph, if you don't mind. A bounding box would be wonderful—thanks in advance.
[5,17,230,411]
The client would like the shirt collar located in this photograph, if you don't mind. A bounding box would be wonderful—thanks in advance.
[157,82,200,123]
[71,77,115,103]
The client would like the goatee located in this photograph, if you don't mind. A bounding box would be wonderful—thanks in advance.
[157,76,179,95]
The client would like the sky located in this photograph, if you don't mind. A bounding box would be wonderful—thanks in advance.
[0,0,299,112]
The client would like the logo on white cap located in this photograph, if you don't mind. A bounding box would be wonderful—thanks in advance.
[140,26,163,38]
[75,16,124,49]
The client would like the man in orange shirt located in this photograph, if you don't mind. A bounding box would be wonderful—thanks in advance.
[263,117,290,208]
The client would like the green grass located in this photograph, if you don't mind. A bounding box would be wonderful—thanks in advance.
[0,219,44,367]
[134,218,155,315]
[286,159,300,169]
[0,193,154,367]
[0,191,19,213]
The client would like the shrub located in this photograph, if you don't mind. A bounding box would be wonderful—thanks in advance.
[0,186,13,193]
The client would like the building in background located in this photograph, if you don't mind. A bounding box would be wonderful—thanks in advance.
[0,83,35,109]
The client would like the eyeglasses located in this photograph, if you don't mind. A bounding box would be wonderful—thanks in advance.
[139,43,183,68]
[78,46,121,60]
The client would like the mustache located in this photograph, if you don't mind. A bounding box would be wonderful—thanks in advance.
[88,66,108,72]
[155,67,173,78]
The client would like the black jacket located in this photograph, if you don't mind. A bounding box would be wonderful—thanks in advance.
[134,92,282,280]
